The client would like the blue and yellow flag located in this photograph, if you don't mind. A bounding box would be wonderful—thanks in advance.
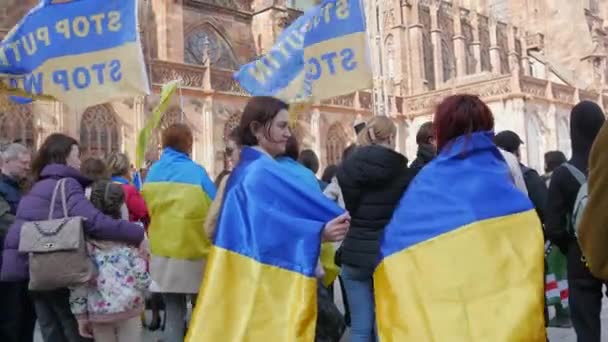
[234,0,371,102]
[142,148,216,260]
[374,132,546,342]
[0,0,149,109]
[187,147,343,341]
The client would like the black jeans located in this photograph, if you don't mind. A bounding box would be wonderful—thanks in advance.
[569,276,605,342]
[565,242,605,342]
[31,288,92,342]
[0,281,36,342]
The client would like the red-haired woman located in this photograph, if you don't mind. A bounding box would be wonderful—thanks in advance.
[373,95,546,341]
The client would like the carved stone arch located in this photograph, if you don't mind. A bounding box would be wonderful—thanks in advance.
[184,23,238,70]
[80,104,119,158]
[325,122,349,166]
[0,103,36,149]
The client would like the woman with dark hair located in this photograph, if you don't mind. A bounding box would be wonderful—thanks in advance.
[1,133,144,342]
[142,123,216,342]
[374,95,545,341]
[188,96,350,341]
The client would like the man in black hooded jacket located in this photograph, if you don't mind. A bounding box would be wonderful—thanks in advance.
[545,101,606,342]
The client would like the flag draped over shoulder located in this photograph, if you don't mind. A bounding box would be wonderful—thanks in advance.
[142,148,216,260]
[187,147,343,341]
[374,132,546,342]
[234,0,371,103]
[0,0,149,108]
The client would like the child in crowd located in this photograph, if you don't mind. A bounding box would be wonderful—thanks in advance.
[70,158,150,342]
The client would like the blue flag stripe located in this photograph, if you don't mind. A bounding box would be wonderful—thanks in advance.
[379,132,535,259]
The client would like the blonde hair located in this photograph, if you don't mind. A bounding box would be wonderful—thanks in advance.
[357,116,396,146]
[106,153,130,177]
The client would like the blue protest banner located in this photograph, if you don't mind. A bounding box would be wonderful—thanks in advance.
[0,0,149,108]
[234,0,371,102]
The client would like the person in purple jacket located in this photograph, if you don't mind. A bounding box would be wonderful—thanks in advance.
[0,133,145,342]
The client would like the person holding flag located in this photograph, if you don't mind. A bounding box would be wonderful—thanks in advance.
[187,96,350,341]
[374,94,546,341]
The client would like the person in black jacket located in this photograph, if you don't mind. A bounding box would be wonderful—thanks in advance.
[336,116,414,342]
[409,121,436,171]
[494,130,548,223]
[545,101,606,342]
[0,143,35,342]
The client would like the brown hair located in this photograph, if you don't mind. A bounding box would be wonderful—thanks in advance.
[357,116,396,146]
[81,158,109,181]
[162,123,193,154]
[31,133,78,181]
[238,96,289,146]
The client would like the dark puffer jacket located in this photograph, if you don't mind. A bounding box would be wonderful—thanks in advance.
[336,145,414,271]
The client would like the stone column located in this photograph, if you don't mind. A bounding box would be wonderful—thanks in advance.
[200,96,215,173]
[470,13,482,74]
[311,108,321,158]
[453,3,467,78]
[506,24,519,73]
[488,16,501,74]
[407,0,427,93]
[151,0,184,62]
[520,31,530,76]
[429,1,443,87]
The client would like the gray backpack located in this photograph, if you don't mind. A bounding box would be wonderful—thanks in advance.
[563,163,589,239]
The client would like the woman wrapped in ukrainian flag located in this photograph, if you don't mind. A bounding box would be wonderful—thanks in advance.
[142,123,217,341]
[374,95,546,341]
[187,96,350,341]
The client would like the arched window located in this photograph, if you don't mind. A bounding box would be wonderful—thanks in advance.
[526,115,542,171]
[150,107,185,154]
[184,25,238,70]
[80,105,119,158]
[0,103,35,148]
[326,123,348,166]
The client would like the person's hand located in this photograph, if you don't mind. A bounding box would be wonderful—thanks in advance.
[322,212,350,242]
[77,319,93,338]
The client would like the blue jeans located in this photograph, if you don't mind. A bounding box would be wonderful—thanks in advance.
[341,265,376,342]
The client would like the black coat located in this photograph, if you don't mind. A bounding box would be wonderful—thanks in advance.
[409,143,435,170]
[545,101,605,280]
[336,145,414,270]
[521,165,547,224]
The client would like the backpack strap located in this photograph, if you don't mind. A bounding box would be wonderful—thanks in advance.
[563,163,586,185]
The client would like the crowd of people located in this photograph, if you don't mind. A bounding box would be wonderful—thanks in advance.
[0,94,606,342]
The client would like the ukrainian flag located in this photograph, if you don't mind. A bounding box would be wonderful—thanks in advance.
[374,132,546,342]
[142,148,216,260]
[187,147,343,341]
